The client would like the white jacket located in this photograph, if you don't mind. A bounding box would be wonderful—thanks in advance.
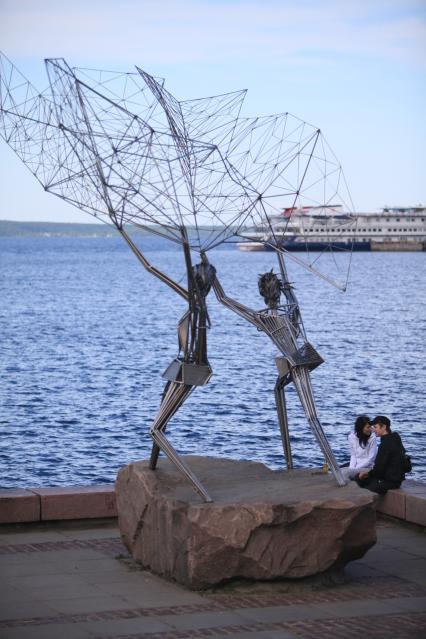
[348,432,377,470]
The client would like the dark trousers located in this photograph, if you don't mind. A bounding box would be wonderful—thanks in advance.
[356,475,401,495]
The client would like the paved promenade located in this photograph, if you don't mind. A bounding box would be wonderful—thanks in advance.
[0,516,425,639]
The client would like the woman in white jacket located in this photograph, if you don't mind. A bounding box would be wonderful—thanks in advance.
[343,415,377,480]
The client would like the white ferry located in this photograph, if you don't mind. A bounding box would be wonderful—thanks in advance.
[237,205,426,252]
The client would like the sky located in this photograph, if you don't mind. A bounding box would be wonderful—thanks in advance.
[0,0,425,222]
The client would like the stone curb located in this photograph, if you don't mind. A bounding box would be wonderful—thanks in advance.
[0,481,425,526]
[376,479,426,526]
[0,485,117,524]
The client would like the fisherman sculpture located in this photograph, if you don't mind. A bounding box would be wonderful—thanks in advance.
[205,250,346,487]
[120,227,216,502]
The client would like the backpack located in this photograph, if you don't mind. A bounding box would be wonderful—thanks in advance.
[402,448,412,473]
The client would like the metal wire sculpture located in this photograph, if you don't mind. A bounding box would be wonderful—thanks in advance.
[0,53,354,499]
[209,249,346,486]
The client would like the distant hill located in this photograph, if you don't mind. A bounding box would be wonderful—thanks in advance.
[0,220,238,244]
[0,220,148,238]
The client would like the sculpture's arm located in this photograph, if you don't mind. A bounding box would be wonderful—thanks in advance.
[119,227,188,301]
[199,252,260,327]
[211,277,263,330]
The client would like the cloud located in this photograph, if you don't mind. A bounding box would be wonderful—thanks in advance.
[1,0,425,68]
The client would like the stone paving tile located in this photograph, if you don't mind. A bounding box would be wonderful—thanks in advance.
[377,516,423,530]
[0,583,51,621]
[0,601,58,622]
[0,529,68,545]
[80,616,184,637]
[343,561,389,579]
[0,584,32,605]
[92,570,206,605]
[234,603,330,623]
[0,552,71,573]
[379,526,425,541]
[1,621,94,639]
[385,596,426,613]
[51,557,134,575]
[158,610,251,632]
[359,545,421,562]
[82,574,207,606]
[350,558,398,579]
[46,595,148,616]
[308,596,413,619]
[5,572,93,590]
[29,582,111,602]
[190,631,299,639]
[386,540,426,558]
[94,584,206,608]
[83,569,161,586]
[0,540,124,557]
[57,523,120,541]
[370,558,426,586]
[91,580,164,600]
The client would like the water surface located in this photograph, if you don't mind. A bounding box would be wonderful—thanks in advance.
[1,232,425,486]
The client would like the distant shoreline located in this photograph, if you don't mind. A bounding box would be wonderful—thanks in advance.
[0,220,116,238]
[0,220,154,238]
[0,220,235,243]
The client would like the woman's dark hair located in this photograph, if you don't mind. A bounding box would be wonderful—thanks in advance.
[354,415,371,447]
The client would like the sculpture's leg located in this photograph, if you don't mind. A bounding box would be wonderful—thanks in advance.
[149,381,193,468]
[291,367,346,486]
[150,428,212,502]
[274,375,293,469]
[149,381,212,502]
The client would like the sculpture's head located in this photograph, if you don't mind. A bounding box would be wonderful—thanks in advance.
[258,270,282,309]
[193,262,216,299]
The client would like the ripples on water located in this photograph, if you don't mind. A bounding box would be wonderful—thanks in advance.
[1,235,425,487]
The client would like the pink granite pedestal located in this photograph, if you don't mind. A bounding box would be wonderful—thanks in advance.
[115,457,377,589]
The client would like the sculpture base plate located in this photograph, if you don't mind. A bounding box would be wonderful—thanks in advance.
[115,457,377,589]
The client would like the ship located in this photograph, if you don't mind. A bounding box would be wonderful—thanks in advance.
[237,205,426,252]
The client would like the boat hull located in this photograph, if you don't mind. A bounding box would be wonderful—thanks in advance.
[264,240,371,252]
[237,239,425,252]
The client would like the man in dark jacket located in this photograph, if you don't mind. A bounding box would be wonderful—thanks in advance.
[356,416,405,494]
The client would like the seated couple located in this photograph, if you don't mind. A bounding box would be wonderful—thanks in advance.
[343,415,408,495]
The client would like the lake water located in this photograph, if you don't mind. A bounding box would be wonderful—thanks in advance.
[1,230,425,487]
